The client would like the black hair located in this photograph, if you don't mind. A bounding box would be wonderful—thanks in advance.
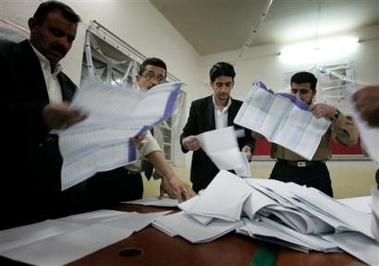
[209,62,235,82]
[290,71,318,91]
[33,0,81,24]
[138,57,167,77]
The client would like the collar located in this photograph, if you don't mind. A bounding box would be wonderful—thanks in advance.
[29,41,62,74]
[212,95,232,110]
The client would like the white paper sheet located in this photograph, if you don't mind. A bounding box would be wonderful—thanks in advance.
[1,223,132,266]
[196,126,251,177]
[234,80,330,160]
[0,209,170,265]
[121,196,178,207]
[323,232,379,266]
[152,211,243,243]
[179,170,252,221]
[337,196,372,214]
[59,81,183,190]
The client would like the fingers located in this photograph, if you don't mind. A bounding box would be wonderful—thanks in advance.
[185,138,200,151]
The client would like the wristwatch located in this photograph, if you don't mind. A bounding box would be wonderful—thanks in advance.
[330,109,341,122]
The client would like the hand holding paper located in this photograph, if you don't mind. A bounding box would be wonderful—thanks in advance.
[196,126,251,177]
[59,80,183,190]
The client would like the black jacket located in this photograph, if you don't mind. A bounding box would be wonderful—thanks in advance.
[180,96,255,192]
[1,39,86,229]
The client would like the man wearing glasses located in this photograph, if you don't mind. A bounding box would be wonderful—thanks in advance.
[86,58,195,209]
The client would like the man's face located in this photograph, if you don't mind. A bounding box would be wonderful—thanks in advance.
[29,10,78,67]
[136,65,166,91]
[290,82,315,105]
[211,76,234,102]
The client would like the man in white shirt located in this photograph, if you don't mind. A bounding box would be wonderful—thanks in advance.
[86,58,195,209]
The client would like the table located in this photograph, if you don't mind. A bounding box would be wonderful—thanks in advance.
[66,204,365,266]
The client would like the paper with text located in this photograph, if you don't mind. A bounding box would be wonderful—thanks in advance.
[59,81,183,190]
[234,80,330,160]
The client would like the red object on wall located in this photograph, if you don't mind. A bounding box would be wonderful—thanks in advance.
[253,137,363,156]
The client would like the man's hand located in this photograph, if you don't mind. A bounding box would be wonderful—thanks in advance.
[310,103,335,119]
[130,132,148,147]
[242,146,252,161]
[42,102,87,130]
[159,176,196,203]
[182,136,200,151]
[353,85,379,127]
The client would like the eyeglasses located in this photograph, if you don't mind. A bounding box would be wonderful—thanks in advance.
[142,72,166,84]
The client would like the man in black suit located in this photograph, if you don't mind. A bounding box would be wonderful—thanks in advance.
[180,62,255,192]
[1,1,87,229]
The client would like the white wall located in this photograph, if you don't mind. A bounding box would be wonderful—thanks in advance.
[200,25,379,103]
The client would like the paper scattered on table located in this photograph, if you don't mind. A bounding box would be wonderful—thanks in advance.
[0,209,170,265]
[121,195,178,207]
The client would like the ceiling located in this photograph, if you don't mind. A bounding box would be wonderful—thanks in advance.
[150,0,379,56]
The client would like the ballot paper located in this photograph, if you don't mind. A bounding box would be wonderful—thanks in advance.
[161,173,378,262]
[59,80,183,190]
[323,231,379,266]
[121,195,179,207]
[234,80,330,160]
[237,217,340,253]
[196,126,251,177]
[370,187,379,242]
[152,211,243,244]
[0,209,169,266]
[178,170,252,222]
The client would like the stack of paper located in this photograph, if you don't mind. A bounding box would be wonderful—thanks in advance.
[152,211,243,243]
[150,170,378,265]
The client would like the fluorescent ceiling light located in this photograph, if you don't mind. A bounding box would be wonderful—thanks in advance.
[279,36,359,64]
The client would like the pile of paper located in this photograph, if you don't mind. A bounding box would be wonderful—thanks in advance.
[152,170,378,265]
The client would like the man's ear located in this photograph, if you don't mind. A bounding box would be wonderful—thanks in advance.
[28,17,38,32]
